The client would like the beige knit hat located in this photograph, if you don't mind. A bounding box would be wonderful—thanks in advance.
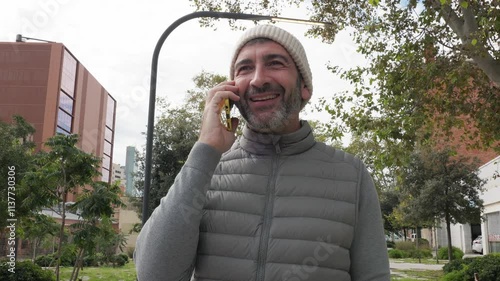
[229,25,313,106]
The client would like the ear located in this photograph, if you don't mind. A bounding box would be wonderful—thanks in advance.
[300,81,311,101]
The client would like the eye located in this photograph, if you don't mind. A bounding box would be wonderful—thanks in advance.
[236,65,253,75]
[268,60,285,67]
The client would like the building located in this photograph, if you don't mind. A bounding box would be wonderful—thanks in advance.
[0,40,117,258]
[111,162,127,187]
[125,146,136,196]
[0,40,116,202]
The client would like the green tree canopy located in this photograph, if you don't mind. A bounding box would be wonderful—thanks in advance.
[399,148,485,261]
[0,116,36,230]
[191,0,500,172]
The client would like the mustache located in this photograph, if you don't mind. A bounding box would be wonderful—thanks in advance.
[245,83,285,96]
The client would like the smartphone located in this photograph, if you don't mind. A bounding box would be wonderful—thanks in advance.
[223,99,232,131]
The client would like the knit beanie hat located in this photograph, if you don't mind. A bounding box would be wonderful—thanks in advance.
[229,25,313,107]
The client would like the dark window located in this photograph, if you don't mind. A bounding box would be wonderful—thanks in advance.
[59,91,74,114]
[56,126,69,135]
[57,109,72,132]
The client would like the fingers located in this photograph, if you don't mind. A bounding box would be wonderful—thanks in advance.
[206,81,239,104]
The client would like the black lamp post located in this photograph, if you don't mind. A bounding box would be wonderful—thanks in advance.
[142,11,328,225]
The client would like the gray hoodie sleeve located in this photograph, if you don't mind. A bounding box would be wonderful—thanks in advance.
[350,165,391,281]
[134,142,222,281]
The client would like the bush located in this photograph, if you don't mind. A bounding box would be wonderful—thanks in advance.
[35,254,55,267]
[59,244,77,266]
[0,260,55,281]
[110,254,129,267]
[443,258,473,274]
[408,248,433,259]
[442,254,500,281]
[395,241,415,251]
[388,249,408,259]
[83,255,99,267]
[415,238,430,249]
[438,246,464,260]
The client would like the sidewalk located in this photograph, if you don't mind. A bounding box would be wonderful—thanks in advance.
[390,261,444,271]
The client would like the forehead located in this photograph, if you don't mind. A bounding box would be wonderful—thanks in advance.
[235,40,293,63]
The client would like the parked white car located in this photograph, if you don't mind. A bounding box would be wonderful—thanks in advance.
[472,235,483,254]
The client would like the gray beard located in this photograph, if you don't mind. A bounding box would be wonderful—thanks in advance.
[236,79,302,134]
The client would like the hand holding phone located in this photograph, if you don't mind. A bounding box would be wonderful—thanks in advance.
[222,98,232,131]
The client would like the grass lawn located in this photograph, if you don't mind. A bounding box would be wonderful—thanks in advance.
[58,262,137,281]
[391,269,444,280]
[55,259,447,281]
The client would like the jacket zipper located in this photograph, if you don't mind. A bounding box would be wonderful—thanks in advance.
[255,143,281,281]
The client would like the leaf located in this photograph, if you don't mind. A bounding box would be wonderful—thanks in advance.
[440,0,447,5]
[460,1,469,9]
[471,38,477,46]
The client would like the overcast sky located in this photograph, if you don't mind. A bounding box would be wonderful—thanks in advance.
[1,0,365,166]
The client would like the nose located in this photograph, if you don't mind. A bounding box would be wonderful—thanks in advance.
[249,64,271,89]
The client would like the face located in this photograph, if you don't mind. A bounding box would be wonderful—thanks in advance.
[233,40,311,134]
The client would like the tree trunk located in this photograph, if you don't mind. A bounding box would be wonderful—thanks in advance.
[70,248,85,281]
[55,192,67,281]
[446,216,453,262]
[416,228,421,263]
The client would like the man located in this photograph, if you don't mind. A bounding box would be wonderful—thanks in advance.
[135,25,390,281]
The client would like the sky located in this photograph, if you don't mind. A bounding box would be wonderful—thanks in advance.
[1,0,365,166]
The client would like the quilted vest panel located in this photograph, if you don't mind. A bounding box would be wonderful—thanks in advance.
[193,142,360,281]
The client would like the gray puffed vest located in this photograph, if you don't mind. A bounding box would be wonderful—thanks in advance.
[193,122,362,281]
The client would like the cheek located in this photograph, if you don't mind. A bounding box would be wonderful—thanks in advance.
[234,78,248,96]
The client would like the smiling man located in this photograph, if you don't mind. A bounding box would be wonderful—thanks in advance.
[135,25,390,281]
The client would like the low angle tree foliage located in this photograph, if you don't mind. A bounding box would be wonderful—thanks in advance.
[190,0,500,171]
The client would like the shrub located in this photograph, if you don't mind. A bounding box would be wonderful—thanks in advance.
[83,255,99,267]
[0,260,55,281]
[35,254,55,267]
[464,254,500,281]
[110,254,128,267]
[395,241,415,251]
[388,249,408,259]
[408,248,433,259]
[415,238,430,249]
[443,258,473,274]
[438,246,464,260]
[59,244,77,266]
[442,254,500,281]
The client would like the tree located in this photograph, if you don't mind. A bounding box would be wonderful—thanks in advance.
[69,181,124,281]
[18,214,59,261]
[134,71,227,217]
[400,148,485,261]
[0,116,35,230]
[191,0,500,173]
[22,134,101,281]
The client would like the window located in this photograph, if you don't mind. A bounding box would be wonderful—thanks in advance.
[61,50,77,97]
[102,168,110,183]
[106,96,115,128]
[102,154,111,170]
[57,109,72,133]
[105,127,113,143]
[104,140,112,156]
[59,91,74,113]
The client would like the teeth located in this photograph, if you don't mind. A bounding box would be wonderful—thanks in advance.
[252,95,278,101]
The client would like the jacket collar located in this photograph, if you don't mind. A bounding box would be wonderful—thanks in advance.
[238,121,316,155]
